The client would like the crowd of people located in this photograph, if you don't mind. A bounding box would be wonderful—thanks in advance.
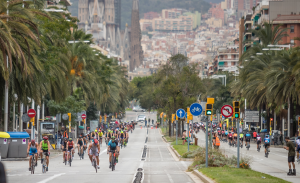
[26,120,136,172]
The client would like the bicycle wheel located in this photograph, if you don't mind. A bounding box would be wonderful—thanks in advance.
[42,164,46,173]
[65,156,67,165]
[69,157,72,167]
[31,158,35,174]
[111,156,115,171]
[94,159,97,173]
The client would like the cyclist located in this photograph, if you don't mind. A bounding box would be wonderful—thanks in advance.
[253,131,257,142]
[107,136,120,168]
[77,136,84,156]
[120,131,125,146]
[224,130,228,141]
[228,132,233,145]
[67,138,75,163]
[27,139,38,171]
[83,135,88,151]
[233,132,238,146]
[239,133,244,147]
[88,139,100,169]
[98,130,103,144]
[264,135,270,157]
[39,136,50,171]
[62,137,68,162]
[257,134,261,151]
[245,132,251,147]
[125,129,129,145]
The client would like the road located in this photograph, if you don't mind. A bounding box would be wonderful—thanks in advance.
[3,111,195,183]
[195,130,300,183]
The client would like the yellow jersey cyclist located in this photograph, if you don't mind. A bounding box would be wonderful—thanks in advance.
[27,139,38,171]
[120,131,125,146]
[98,130,103,144]
[39,136,50,171]
[107,136,120,168]
[239,133,244,147]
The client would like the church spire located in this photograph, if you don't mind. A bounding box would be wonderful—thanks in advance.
[132,0,139,10]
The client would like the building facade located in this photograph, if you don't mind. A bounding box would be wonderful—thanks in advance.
[130,0,144,71]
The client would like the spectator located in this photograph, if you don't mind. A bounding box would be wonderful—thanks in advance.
[213,132,220,149]
[182,130,187,145]
[63,129,68,138]
[253,131,257,142]
[284,136,296,176]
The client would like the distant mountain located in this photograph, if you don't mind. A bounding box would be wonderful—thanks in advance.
[68,0,211,30]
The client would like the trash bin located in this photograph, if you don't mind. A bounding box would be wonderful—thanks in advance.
[0,132,10,159]
[7,132,30,158]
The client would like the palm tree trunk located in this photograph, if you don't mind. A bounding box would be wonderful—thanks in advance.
[169,119,171,137]
[259,104,262,129]
[290,97,295,137]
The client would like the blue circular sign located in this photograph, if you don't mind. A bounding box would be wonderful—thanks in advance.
[190,103,203,116]
[176,109,186,118]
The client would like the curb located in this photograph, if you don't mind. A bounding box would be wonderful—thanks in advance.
[170,146,194,161]
[193,170,216,183]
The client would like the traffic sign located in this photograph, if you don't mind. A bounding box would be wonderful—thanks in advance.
[221,105,233,118]
[189,103,203,116]
[62,114,69,120]
[176,109,186,118]
[22,114,30,122]
[27,109,36,118]
[81,114,87,119]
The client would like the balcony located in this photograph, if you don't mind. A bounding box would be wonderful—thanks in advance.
[258,14,269,25]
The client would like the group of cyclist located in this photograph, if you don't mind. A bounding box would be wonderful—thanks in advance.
[26,120,135,172]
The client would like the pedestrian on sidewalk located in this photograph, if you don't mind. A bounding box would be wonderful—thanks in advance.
[213,133,220,149]
[284,136,296,176]
[182,130,187,145]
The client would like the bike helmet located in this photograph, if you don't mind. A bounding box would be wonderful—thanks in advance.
[95,129,98,132]
[265,135,269,138]
[257,134,260,137]
[121,131,123,133]
[43,136,48,140]
[69,138,72,141]
[31,139,35,144]
[94,139,98,144]
[111,136,116,140]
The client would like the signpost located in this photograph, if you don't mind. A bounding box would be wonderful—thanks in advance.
[190,103,203,116]
[27,109,36,140]
[176,109,186,146]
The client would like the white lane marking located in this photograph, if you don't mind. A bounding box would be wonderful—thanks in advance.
[37,173,65,183]
[164,169,174,183]
[158,146,164,161]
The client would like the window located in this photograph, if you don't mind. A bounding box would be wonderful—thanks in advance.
[228,54,232,59]
[291,25,294,33]
[291,39,295,44]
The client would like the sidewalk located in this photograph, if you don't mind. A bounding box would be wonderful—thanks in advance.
[194,130,300,183]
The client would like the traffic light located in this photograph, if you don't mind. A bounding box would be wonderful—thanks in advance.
[187,108,193,121]
[233,101,240,118]
[31,117,35,126]
[172,114,175,123]
[205,104,213,116]
[270,118,273,126]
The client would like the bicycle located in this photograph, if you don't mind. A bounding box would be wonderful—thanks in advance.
[64,152,68,165]
[110,150,117,171]
[265,146,270,158]
[29,153,37,174]
[124,139,127,148]
[92,155,97,173]
[41,152,48,173]
[120,139,123,149]
[68,150,72,167]
[79,146,84,160]
[246,144,250,150]
[257,145,261,152]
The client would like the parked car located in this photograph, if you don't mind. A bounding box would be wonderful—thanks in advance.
[136,115,146,122]
[133,106,146,112]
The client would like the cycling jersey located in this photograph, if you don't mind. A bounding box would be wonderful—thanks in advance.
[264,138,270,144]
[78,139,83,146]
[225,131,228,135]
[245,134,251,138]
[108,140,118,150]
[29,143,37,155]
[99,132,103,137]
[68,141,74,149]
[228,133,232,138]
[239,134,244,138]
[41,140,48,150]
[257,137,261,141]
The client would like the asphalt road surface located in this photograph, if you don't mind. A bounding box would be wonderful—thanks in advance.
[3,111,194,183]
[195,130,300,183]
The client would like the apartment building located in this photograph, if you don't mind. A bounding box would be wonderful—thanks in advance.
[144,12,160,20]
[152,16,193,32]
[162,9,187,19]
[217,46,239,72]
[269,0,300,21]
[273,14,300,47]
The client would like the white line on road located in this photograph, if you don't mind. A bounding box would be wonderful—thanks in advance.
[164,169,174,183]
[37,173,65,183]
[158,146,164,161]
